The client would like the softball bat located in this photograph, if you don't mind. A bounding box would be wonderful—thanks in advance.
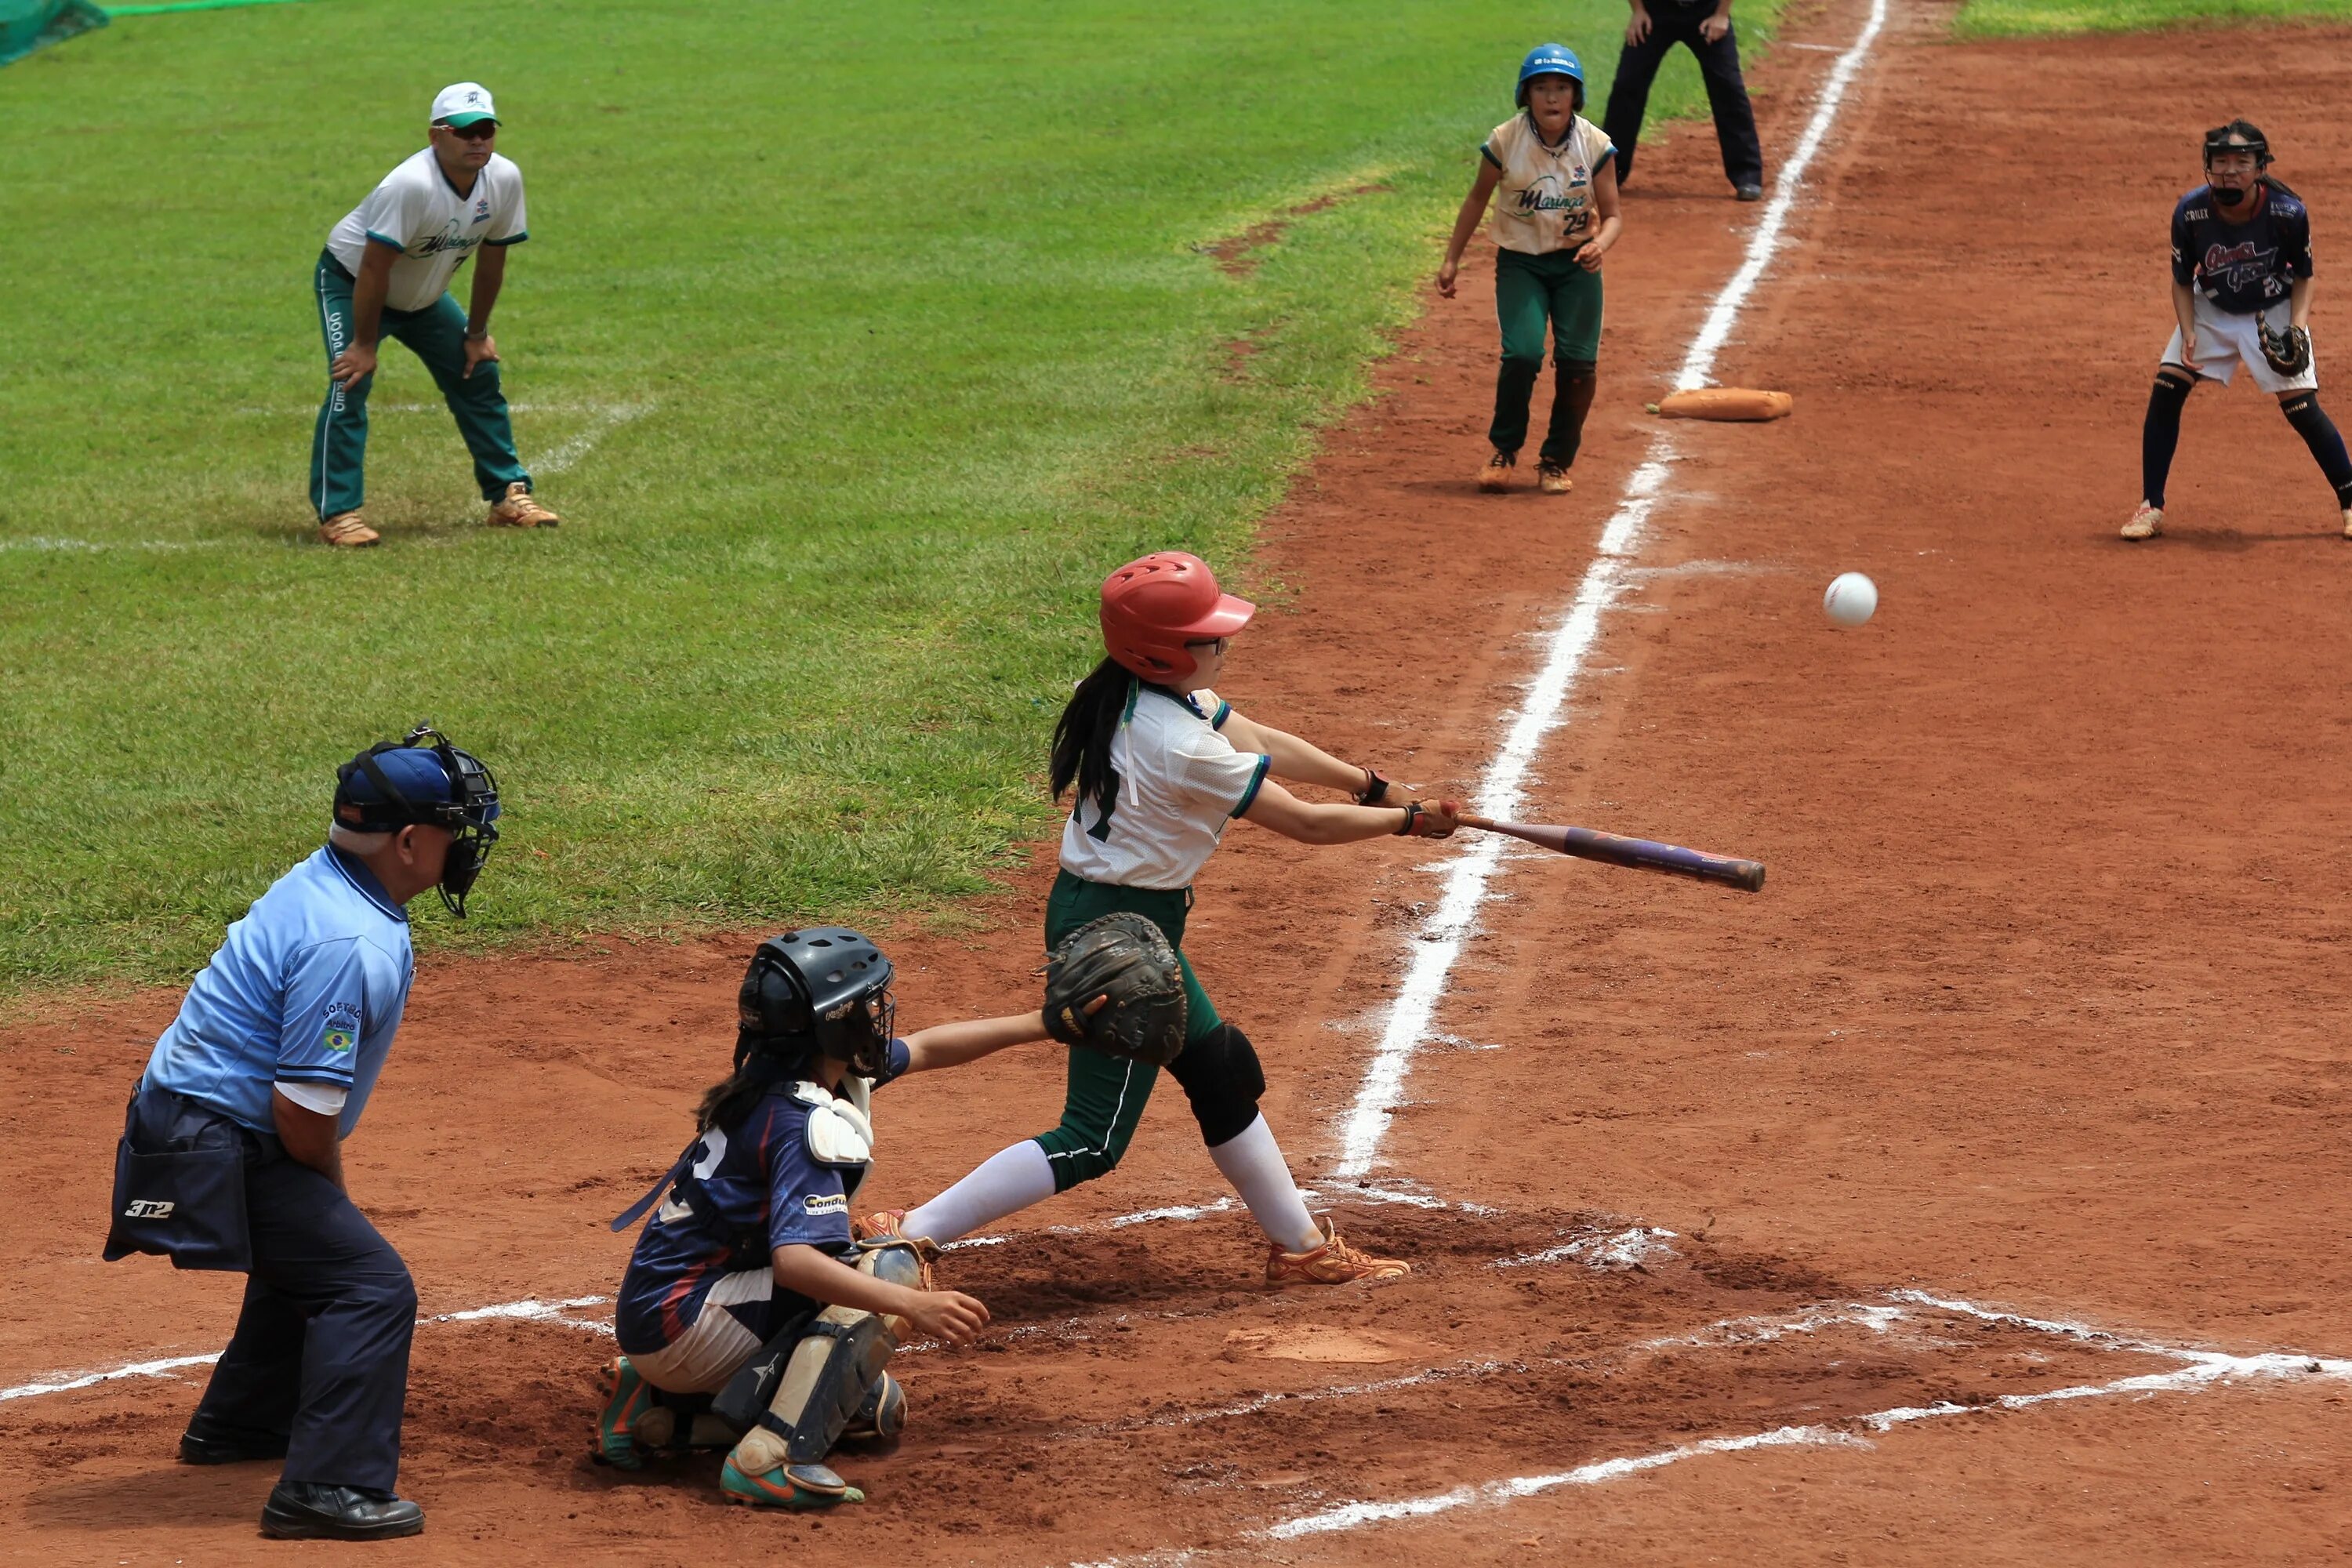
[1457,813,1766,892]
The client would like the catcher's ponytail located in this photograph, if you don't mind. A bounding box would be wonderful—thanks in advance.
[1051,656,1129,814]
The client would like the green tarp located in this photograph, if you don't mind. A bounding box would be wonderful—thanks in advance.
[1,0,107,65]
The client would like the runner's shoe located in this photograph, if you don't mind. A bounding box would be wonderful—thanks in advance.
[1537,461,1574,495]
[1266,1216,1410,1287]
[852,1208,913,1243]
[318,511,379,547]
[488,481,561,528]
[1476,449,1516,492]
[594,1356,656,1470]
[2122,502,2162,540]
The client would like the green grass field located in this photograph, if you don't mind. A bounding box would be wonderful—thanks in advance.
[0,0,1778,995]
[1957,0,2352,36]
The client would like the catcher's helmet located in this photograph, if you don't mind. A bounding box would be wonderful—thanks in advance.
[738,927,896,1078]
[333,724,501,917]
[1098,551,1254,684]
[2203,119,2272,169]
[1516,43,1585,111]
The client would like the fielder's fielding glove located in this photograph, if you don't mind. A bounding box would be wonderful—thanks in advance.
[1041,912,1187,1065]
[2259,318,2313,377]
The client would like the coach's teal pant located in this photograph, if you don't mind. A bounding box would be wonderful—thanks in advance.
[309,249,529,522]
[1490,246,1604,467]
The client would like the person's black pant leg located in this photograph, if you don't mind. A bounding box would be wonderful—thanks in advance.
[1601,25,1679,186]
[190,1277,307,1441]
[241,1151,418,1494]
[1690,16,1766,187]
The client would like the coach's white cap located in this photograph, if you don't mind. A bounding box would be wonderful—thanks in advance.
[430,82,499,128]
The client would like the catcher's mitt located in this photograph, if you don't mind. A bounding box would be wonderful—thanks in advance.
[1041,911,1186,1065]
[2259,318,2312,377]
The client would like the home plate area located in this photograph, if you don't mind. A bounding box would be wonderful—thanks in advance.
[367,1197,2351,1553]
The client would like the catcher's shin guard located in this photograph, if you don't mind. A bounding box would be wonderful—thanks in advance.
[842,1371,907,1443]
[760,1307,894,1464]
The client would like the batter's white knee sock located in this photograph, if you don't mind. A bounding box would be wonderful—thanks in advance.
[902,1140,1057,1246]
[1208,1114,1323,1254]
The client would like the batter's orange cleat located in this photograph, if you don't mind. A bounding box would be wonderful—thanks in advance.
[318,511,379,548]
[2121,502,2163,540]
[1266,1216,1410,1287]
[487,481,561,528]
[1476,449,1516,492]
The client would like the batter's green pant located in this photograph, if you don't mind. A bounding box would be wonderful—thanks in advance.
[1490,246,1604,467]
[1031,872,1225,1192]
[309,249,530,522]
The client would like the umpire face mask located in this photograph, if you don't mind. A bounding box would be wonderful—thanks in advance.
[336,724,503,918]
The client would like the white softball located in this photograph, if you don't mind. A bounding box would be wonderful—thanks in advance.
[1823,572,1877,628]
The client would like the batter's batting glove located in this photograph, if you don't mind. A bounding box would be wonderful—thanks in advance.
[1397,800,1463,837]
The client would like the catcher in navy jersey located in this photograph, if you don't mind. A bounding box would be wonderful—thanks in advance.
[2126,121,2352,541]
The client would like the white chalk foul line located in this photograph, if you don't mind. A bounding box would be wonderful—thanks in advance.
[1331,0,1889,1184]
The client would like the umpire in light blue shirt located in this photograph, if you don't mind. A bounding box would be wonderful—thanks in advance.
[105,724,500,1542]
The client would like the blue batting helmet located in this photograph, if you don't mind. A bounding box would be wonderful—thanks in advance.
[1515,44,1585,110]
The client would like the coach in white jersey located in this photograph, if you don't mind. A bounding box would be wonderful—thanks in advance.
[104,727,500,1540]
[866,553,1462,1287]
[308,83,558,546]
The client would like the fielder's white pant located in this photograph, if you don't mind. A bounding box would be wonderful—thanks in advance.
[2162,294,2318,394]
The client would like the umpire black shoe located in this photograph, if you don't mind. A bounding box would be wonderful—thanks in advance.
[1736,182,1764,201]
[260,1483,425,1541]
[178,1421,290,1465]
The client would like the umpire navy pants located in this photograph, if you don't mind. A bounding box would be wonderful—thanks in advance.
[1601,3,1765,191]
[162,1093,418,1494]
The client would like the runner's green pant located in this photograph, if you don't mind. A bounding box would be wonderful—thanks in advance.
[309,249,530,522]
[1032,872,1233,1192]
[1490,245,1604,468]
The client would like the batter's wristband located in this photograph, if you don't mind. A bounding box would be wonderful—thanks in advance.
[1395,803,1420,836]
[1359,767,1390,806]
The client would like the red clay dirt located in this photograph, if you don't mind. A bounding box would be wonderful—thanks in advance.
[11,3,2352,1562]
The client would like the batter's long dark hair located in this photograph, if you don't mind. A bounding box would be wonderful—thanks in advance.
[1051,656,1134,815]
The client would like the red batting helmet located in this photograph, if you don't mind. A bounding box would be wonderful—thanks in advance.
[1098,551,1255,682]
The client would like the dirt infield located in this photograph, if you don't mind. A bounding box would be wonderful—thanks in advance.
[12,2,2352,1561]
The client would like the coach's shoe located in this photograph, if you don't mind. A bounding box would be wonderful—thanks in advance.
[487,481,561,528]
[720,1456,864,1510]
[594,1356,657,1470]
[1537,460,1574,495]
[178,1419,290,1465]
[1476,449,1517,492]
[260,1483,425,1541]
[1267,1216,1411,1287]
[1736,182,1765,202]
[2121,502,2163,540]
[317,510,379,548]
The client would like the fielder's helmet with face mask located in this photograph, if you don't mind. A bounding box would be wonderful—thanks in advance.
[737,927,897,1079]
[332,724,502,916]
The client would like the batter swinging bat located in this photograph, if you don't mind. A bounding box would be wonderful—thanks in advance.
[1457,813,1765,892]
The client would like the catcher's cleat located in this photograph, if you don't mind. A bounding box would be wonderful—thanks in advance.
[2121,502,2163,541]
[1476,449,1517,492]
[1266,1215,1410,1287]
[851,1208,912,1244]
[720,1457,863,1510]
[318,510,379,548]
[487,481,561,528]
[1537,461,1574,495]
[594,1356,656,1470]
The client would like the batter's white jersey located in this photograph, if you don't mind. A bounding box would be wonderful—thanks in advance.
[1483,111,1616,257]
[1058,685,1271,891]
[326,148,528,312]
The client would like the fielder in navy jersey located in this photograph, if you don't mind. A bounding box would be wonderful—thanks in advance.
[595,928,1065,1511]
[2127,120,2352,541]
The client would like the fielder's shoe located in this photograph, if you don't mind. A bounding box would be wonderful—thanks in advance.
[260,1483,424,1541]
[1736,182,1765,202]
[487,481,561,528]
[720,1457,864,1509]
[1476,449,1517,492]
[178,1419,289,1465]
[594,1356,656,1470]
[318,510,379,548]
[1266,1216,1410,1287]
[2121,502,2163,540]
[1537,460,1574,495]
